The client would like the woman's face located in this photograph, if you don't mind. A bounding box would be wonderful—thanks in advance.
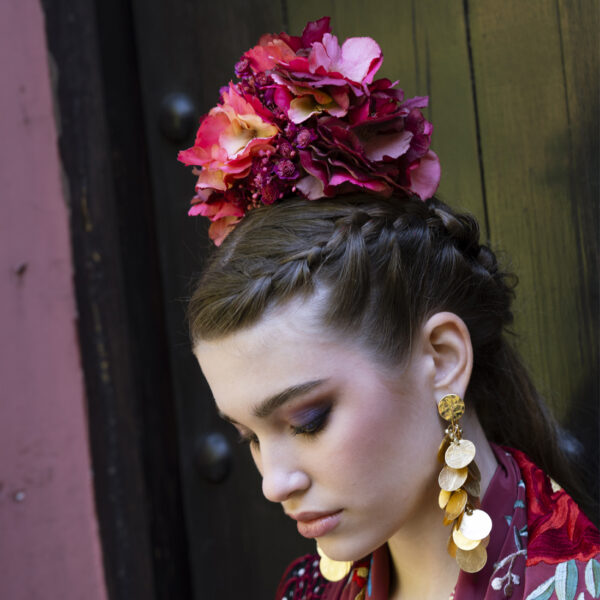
[194,298,444,562]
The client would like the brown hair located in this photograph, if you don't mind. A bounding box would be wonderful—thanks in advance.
[189,194,593,517]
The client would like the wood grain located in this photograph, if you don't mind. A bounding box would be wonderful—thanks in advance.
[466,0,598,418]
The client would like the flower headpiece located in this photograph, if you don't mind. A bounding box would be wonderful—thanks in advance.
[178,17,441,245]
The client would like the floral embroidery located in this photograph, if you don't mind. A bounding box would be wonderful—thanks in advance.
[276,554,327,599]
[511,449,600,567]
[521,558,600,600]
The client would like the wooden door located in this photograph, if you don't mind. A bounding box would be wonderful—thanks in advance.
[128,1,598,597]
[129,3,314,598]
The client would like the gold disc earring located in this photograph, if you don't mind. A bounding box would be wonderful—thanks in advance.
[316,544,353,582]
[437,394,492,573]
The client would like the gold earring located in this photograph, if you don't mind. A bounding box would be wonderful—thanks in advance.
[316,544,352,582]
[437,394,492,573]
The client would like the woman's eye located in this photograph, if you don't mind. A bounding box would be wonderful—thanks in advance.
[291,406,331,437]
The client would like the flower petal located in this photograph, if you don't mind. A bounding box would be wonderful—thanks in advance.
[289,96,322,123]
[340,37,383,84]
[407,150,441,199]
[243,36,297,71]
[296,174,325,200]
[209,216,241,246]
[195,168,227,191]
[363,130,413,161]
[301,16,331,47]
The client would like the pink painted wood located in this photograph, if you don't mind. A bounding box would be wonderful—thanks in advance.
[0,1,107,597]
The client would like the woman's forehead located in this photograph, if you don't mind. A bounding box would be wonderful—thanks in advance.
[195,316,340,392]
[193,309,398,420]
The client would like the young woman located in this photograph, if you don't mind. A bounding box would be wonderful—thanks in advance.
[179,18,599,600]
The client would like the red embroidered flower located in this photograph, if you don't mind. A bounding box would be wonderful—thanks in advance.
[511,448,600,566]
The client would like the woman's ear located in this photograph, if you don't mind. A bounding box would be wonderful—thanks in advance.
[421,312,473,399]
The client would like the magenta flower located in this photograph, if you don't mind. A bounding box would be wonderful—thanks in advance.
[179,17,441,245]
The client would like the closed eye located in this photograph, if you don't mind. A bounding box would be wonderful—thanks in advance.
[291,405,331,437]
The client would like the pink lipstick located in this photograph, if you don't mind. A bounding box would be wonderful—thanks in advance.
[289,510,342,538]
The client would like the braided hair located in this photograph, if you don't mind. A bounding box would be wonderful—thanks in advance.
[189,194,590,515]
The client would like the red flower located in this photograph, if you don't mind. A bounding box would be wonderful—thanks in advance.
[511,448,600,566]
[178,83,278,185]
[179,17,441,244]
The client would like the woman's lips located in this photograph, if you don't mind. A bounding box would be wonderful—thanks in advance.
[290,510,343,538]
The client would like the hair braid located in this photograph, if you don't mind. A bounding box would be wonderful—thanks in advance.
[188,193,593,517]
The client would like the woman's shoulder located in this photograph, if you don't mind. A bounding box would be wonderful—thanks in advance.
[275,553,330,599]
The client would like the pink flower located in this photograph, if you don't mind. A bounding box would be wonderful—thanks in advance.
[243,17,331,72]
[178,83,279,189]
[179,17,442,245]
[243,35,298,72]
[188,189,245,245]
[308,33,383,86]
[293,109,440,201]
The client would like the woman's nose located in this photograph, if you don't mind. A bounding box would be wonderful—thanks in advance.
[259,446,310,503]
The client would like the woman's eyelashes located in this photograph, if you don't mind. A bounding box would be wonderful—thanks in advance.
[290,405,331,437]
[236,405,332,447]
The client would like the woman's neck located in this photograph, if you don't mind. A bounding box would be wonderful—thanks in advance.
[387,412,498,600]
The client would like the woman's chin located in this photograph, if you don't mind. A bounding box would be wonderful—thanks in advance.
[317,538,381,563]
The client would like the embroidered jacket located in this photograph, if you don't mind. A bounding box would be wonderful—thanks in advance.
[275,445,600,600]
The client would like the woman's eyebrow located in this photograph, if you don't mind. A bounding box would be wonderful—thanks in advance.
[252,379,328,419]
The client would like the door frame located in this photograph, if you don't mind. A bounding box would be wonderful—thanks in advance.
[41,0,192,598]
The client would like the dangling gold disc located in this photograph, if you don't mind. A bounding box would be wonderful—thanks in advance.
[437,435,451,463]
[438,488,451,509]
[463,472,481,498]
[459,509,492,541]
[444,514,458,526]
[455,544,488,573]
[438,465,468,491]
[445,489,468,521]
[447,535,458,558]
[437,394,465,422]
[452,524,480,550]
[468,460,481,481]
[317,546,352,582]
[445,439,476,469]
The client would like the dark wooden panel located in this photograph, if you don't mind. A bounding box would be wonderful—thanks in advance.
[43,0,195,597]
[555,0,599,506]
[41,1,157,598]
[129,2,315,597]
[466,0,598,423]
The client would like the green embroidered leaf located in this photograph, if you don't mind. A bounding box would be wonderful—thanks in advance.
[524,576,555,600]
[585,558,600,598]
[555,560,578,600]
